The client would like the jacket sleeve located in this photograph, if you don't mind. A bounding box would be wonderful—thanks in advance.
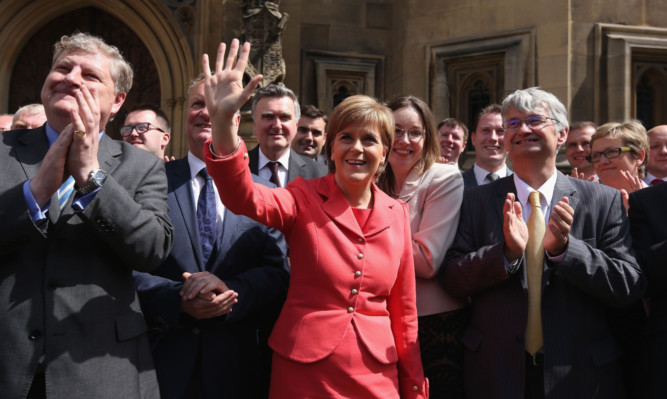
[438,188,510,298]
[204,139,299,234]
[412,167,463,278]
[77,154,174,272]
[549,189,645,308]
[389,202,428,398]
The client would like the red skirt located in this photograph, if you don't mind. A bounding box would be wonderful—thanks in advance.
[270,323,400,398]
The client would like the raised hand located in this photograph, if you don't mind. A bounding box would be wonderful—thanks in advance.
[543,196,574,255]
[503,192,528,263]
[202,39,263,155]
[67,85,101,187]
[29,126,74,208]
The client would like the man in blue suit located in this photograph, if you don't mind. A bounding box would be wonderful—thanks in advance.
[134,76,289,399]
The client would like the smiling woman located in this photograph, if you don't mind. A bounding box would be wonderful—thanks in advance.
[590,121,649,211]
[202,40,429,398]
[379,95,465,398]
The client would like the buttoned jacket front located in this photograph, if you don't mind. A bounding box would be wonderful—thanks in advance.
[205,140,426,398]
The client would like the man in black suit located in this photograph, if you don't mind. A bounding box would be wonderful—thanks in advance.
[247,84,327,185]
[629,183,667,398]
[134,76,289,398]
[440,87,644,398]
[0,32,173,398]
[461,103,512,189]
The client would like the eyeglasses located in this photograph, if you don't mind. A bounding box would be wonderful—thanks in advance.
[586,147,632,163]
[120,123,166,137]
[395,128,424,141]
[503,115,559,131]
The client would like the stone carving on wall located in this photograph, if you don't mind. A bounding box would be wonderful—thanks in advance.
[242,0,288,87]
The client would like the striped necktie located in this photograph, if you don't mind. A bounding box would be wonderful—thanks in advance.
[57,176,75,211]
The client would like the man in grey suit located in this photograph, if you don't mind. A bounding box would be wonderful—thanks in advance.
[440,87,644,398]
[461,104,512,189]
[0,33,172,398]
[247,84,327,185]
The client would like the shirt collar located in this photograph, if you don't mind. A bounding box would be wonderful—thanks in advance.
[513,169,558,209]
[473,163,508,183]
[258,147,290,171]
[187,151,207,180]
[44,122,104,147]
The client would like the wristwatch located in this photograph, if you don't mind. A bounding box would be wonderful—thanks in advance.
[77,169,108,195]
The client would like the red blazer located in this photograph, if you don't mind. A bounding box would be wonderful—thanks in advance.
[205,140,427,398]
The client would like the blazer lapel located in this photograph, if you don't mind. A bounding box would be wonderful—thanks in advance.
[364,184,397,237]
[318,176,364,237]
[287,152,305,183]
[248,146,260,175]
[170,158,206,271]
[542,173,578,286]
[13,127,66,225]
[14,126,48,180]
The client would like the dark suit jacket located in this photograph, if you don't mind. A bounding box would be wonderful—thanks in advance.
[247,145,328,183]
[133,157,289,399]
[629,183,667,398]
[440,173,645,399]
[461,168,478,189]
[0,127,173,399]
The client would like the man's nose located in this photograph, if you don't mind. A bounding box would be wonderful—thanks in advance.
[64,67,82,87]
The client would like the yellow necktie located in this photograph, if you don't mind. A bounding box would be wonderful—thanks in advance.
[526,191,545,358]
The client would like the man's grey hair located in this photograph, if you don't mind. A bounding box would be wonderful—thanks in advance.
[12,104,45,126]
[52,32,133,95]
[501,87,569,132]
[251,84,300,121]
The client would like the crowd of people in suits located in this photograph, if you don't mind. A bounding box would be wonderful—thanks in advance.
[1,32,666,399]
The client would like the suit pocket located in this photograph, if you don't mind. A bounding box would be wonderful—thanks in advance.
[588,338,621,367]
[460,327,483,352]
[115,311,148,342]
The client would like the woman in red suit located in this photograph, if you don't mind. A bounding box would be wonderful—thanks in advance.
[198,39,428,398]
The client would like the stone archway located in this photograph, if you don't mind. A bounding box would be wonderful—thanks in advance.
[0,0,195,156]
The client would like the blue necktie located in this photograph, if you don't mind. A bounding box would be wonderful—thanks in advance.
[197,168,216,264]
[57,176,75,211]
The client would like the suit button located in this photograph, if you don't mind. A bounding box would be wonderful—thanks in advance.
[192,328,200,335]
[412,385,419,391]
[29,330,42,341]
[358,237,364,243]
[354,271,362,277]
[347,307,354,313]
[357,253,364,259]
[516,335,524,344]
[351,289,358,295]
[47,283,57,291]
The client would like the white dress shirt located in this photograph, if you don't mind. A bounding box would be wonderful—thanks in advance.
[473,163,512,185]
[258,148,291,187]
[188,152,225,234]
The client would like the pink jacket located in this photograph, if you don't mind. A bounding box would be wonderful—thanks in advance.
[205,140,427,398]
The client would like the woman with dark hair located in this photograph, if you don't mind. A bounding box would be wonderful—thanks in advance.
[198,40,428,398]
[378,95,465,398]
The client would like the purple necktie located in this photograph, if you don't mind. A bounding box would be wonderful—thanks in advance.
[267,161,282,187]
[197,168,216,264]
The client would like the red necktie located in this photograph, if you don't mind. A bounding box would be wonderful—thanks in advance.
[651,178,664,186]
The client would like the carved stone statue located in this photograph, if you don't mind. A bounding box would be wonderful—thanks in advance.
[242,0,289,87]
